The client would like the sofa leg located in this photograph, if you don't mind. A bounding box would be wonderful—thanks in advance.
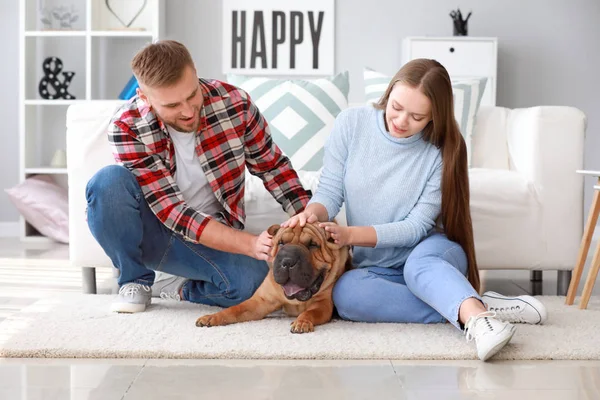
[528,270,542,295]
[557,270,572,296]
[82,267,97,294]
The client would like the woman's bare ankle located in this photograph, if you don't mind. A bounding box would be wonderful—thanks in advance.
[458,297,487,325]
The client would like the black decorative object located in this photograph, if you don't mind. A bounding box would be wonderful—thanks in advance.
[105,0,147,29]
[38,57,76,100]
[449,8,471,36]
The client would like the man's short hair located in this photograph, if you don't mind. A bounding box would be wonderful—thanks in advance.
[131,40,195,88]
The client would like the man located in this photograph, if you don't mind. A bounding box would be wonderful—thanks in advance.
[86,40,311,313]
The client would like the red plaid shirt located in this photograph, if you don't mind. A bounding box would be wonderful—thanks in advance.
[108,78,311,243]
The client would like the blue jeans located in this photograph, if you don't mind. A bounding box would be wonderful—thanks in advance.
[85,165,269,308]
[332,233,481,329]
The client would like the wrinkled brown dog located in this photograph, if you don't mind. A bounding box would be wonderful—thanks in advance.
[195,222,351,333]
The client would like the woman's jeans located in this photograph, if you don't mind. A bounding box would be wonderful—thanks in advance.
[332,233,482,329]
[85,165,269,308]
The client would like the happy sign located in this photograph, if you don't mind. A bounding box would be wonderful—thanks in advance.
[222,0,334,76]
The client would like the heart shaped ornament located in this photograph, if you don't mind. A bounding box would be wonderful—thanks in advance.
[104,0,148,29]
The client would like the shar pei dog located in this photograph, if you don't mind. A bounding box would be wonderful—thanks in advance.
[195,221,351,333]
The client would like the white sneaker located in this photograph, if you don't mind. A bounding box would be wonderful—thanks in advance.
[151,272,187,301]
[111,283,152,313]
[482,291,547,325]
[465,311,516,361]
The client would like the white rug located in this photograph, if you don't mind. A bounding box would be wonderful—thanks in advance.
[0,294,598,360]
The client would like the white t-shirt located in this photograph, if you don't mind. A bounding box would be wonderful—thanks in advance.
[167,125,223,217]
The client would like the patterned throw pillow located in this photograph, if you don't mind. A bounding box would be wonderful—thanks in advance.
[226,72,350,171]
[363,67,487,166]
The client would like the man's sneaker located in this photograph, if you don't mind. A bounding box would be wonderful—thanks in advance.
[111,283,152,313]
[482,291,548,325]
[465,311,516,361]
[151,272,187,301]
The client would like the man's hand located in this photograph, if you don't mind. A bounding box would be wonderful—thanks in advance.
[319,222,353,247]
[281,211,319,228]
[251,230,274,262]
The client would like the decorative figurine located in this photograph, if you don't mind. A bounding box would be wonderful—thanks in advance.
[449,8,472,36]
[38,57,76,100]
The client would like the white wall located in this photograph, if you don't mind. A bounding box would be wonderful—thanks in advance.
[0,0,20,223]
[2,0,599,228]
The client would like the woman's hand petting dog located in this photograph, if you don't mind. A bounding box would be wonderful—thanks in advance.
[319,222,353,247]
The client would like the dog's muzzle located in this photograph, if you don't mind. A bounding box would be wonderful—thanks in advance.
[273,244,324,301]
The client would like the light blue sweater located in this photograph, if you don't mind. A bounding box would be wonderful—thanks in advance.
[309,105,443,268]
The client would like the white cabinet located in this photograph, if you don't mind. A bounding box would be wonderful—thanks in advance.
[402,37,498,106]
[19,0,164,240]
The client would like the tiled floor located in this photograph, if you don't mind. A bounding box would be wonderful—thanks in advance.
[0,238,599,399]
[0,358,599,399]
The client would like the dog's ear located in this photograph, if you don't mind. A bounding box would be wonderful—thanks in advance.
[325,231,337,245]
[322,225,340,249]
[326,238,341,250]
[267,224,281,236]
[268,224,283,260]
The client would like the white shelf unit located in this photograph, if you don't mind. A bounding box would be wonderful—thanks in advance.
[402,36,498,107]
[19,0,164,241]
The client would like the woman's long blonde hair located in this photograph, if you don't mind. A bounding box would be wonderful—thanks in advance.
[374,59,480,292]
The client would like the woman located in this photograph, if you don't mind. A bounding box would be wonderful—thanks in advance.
[282,59,547,361]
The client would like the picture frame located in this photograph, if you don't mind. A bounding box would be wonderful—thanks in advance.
[222,0,335,76]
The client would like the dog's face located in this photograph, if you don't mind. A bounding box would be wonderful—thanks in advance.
[267,223,346,302]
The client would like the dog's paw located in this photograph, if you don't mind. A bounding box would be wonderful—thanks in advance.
[290,318,314,334]
[195,313,225,327]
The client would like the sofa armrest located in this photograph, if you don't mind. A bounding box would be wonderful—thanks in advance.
[505,106,587,268]
[66,101,124,269]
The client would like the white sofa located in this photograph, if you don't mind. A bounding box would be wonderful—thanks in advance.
[66,101,586,295]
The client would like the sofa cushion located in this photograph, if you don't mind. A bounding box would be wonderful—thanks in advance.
[363,67,486,166]
[243,167,544,270]
[226,72,350,171]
